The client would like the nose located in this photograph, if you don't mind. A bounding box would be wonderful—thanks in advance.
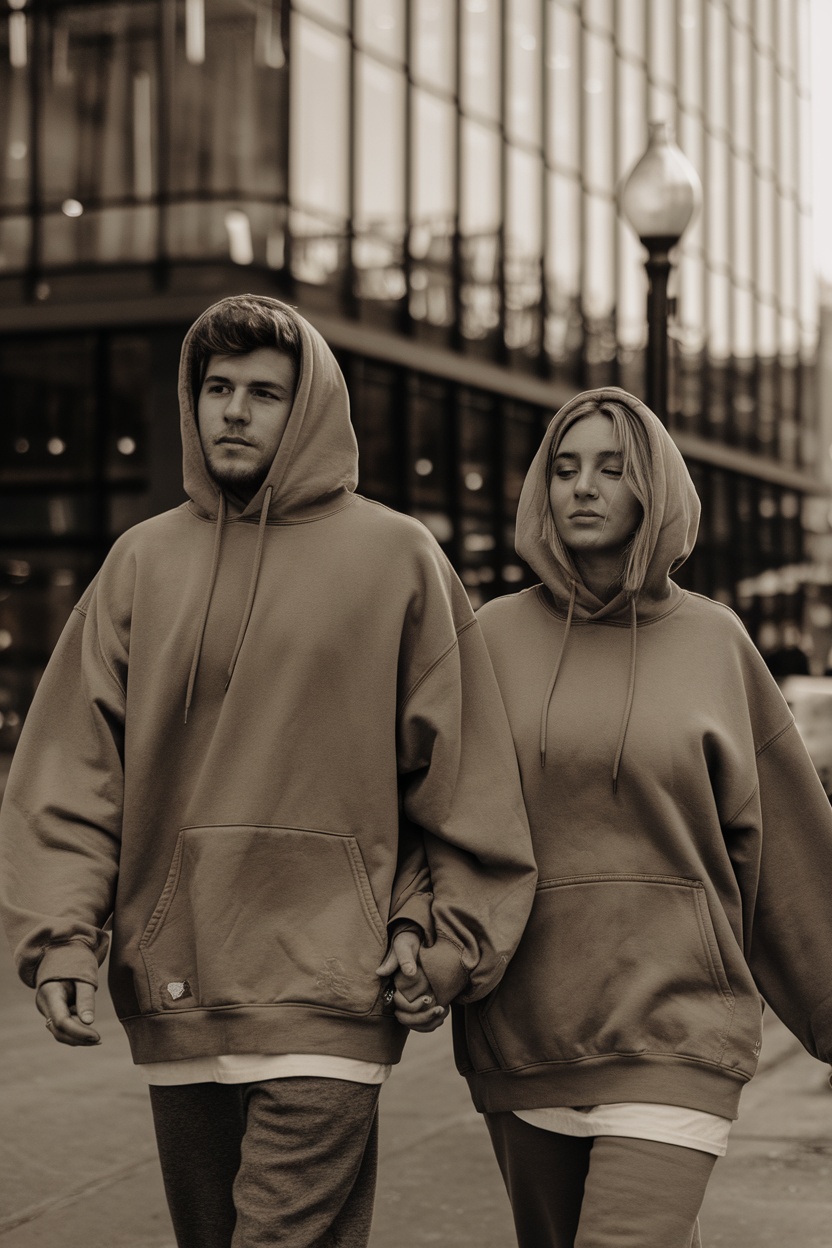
[574,468,598,498]
[223,386,250,422]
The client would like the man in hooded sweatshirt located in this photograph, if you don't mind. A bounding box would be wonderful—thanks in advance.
[0,294,536,1248]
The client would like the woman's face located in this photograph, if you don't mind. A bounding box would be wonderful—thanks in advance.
[548,413,642,558]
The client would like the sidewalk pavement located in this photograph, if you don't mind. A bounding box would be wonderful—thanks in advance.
[1,936,831,1248]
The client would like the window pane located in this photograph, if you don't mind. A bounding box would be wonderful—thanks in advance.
[290,13,349,283]
[295,0,350,27]
[506,0,541,146]
[546,1,580,172]
[355,56,406,300]
[0,336,96,483]
[38,2,160,265]
[461,0,500,121]
[355,56,405,229]
[412,0,455,92]
[412,89,456,226]
[461,120,500,236]
[356,0,405,62]
[0,20,31,213]
[584,29,614,194]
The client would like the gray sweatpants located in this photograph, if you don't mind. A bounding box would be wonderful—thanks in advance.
[149,1077,380,1248]
[485,1111,715,1248]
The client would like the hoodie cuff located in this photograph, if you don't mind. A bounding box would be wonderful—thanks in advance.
[34,940,102,990]
[387,891,435,944]
[419,936,470,1007]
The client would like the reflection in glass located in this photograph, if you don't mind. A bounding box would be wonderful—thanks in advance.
[412,0,455,93]
[461,0,500,122]
[355,53,405,301]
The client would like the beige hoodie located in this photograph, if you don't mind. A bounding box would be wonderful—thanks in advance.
[455,387,832,1120]
[0,296,536,1066]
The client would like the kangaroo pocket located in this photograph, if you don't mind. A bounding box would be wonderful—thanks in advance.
[139,825,388,1015]
[480,874,735,1071]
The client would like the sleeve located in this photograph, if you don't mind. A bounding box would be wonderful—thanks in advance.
[728,720,832,1063]
[386,813,436,942]
[397,618,538,1007]
[0,585,127,991]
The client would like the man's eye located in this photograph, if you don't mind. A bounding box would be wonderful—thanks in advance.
[252,389,279,400]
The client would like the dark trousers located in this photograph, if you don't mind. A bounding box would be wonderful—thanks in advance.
[149,1077,380,1248]
[485,1112,716,1248]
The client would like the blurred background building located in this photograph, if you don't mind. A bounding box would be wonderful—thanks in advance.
[0,0,825,749]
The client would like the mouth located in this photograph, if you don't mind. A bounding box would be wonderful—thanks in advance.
[570,510,603,519]
[216,436,254,448]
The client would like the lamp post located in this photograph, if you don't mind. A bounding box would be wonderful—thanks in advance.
[619,121,702,422]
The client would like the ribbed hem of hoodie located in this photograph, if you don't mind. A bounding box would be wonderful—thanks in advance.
[463,1055,748,1120]
[121,1005,409,1066]
[419,936,470,1007]
[34,939,102,990]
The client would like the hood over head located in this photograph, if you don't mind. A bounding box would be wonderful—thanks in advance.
[515,386,700,621]
[177,296,359,722]
[180,294,359,524]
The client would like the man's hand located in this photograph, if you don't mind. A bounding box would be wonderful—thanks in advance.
[376,928,448,1033]
[36,979,101,1046]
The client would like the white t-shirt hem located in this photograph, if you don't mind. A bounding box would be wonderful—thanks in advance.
[138,1053,392,1087]
[513,1103,731,1157]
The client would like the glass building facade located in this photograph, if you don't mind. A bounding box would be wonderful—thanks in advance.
[0,0,823,746]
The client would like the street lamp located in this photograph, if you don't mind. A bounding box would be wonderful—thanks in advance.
[619,120,702,422]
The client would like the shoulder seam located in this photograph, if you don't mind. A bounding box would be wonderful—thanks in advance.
[755,719,794,758]
[724,720,796,827]
[73,604,127,697]
[724,785,759,828]
[399,639,458,716]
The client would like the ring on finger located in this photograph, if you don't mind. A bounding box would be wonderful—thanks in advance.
[44,1018,54,1029]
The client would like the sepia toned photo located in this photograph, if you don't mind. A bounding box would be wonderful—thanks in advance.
[1,3,832,1247]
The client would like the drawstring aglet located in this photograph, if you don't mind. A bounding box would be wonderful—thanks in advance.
[540,748,547,769]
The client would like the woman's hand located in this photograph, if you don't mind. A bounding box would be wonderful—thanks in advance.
[377,929,448,1033]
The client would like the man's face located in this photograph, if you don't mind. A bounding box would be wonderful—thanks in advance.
[198,347,299,501]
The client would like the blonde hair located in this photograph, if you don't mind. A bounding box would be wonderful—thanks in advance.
[542,398,655,597]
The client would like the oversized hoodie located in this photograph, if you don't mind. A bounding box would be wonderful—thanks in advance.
[455,386,832,1120]
[0,295,536,1066]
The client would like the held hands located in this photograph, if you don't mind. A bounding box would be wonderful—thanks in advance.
[376,928,448,1033]
[36,979,101,1047]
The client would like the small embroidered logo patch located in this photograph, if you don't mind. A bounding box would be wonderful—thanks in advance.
[166,980,192,1001]
[315,959,351,1000]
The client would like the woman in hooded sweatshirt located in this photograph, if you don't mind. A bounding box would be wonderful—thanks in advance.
[454,387,832,1248]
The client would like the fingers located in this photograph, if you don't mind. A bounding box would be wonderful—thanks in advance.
[36,980,101,1047]
[393,964,431,999]
[390,930,420,978]
[395,996,449,1032]
[375,948,399,978]
[391,985,447,1031]
[75,981,96,1026]
[375,929,421,980]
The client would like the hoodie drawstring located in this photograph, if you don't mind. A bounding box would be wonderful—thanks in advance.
[539,588,639,794]
[540,581,577,769]
[611,596,638,795]
[184,486,273,722]
[226,486,272,690]
[184,493,226,724]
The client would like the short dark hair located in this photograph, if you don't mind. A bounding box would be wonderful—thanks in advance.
[190,296,302,404]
